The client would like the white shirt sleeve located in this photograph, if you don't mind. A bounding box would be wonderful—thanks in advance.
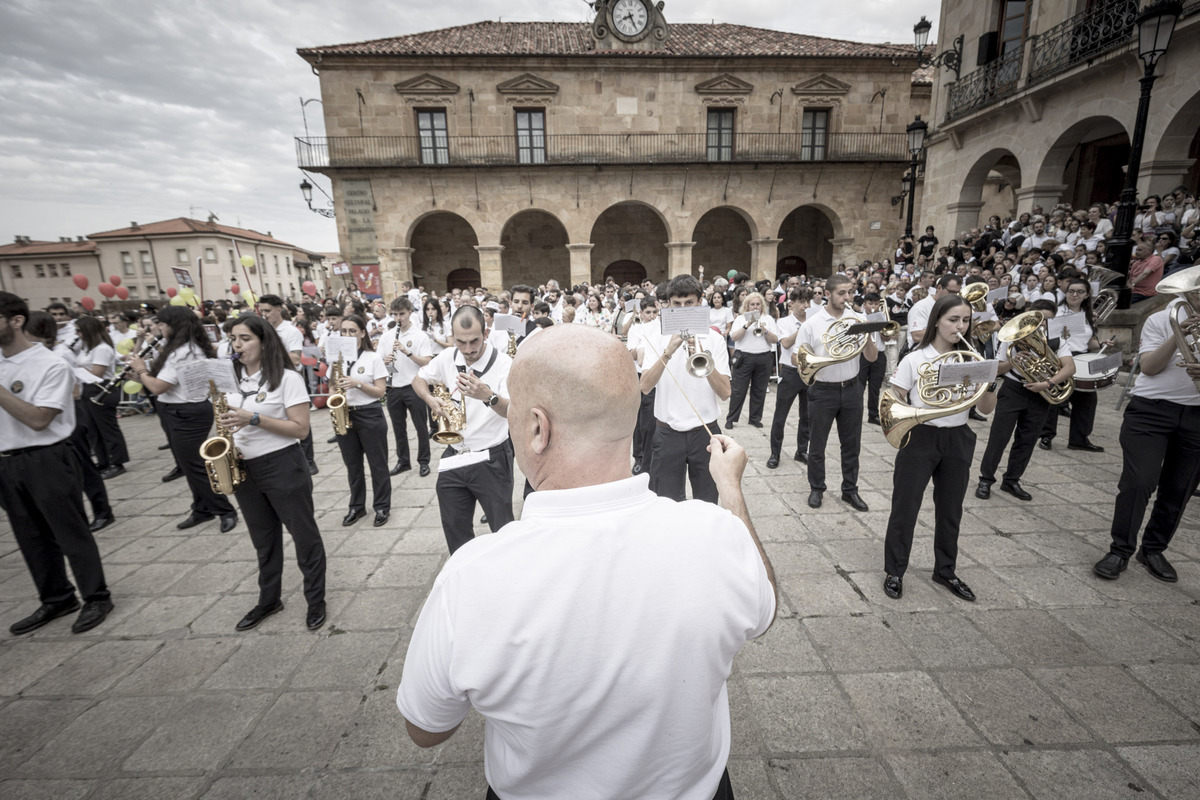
[280,369,310,408]
[395,575,471,732]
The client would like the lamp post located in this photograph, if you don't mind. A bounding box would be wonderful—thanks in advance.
[913,16,963,82]
[1107,0,1182,310]
[299,178,335,219]
[904,116,928,240]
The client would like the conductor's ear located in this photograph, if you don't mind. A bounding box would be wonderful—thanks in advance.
[527,406,550,456]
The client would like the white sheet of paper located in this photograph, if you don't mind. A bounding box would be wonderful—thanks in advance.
[180,358,239,398]
[1047,313,1089,342]
[492,313,524,334]
[438,450,489,473]
[864,311,887,323]
[1084,352,1122,375]
[741,310,761,325]
[974,306,998,323]
[986,287,1008,303]
[325,335,359,367]
[937,359,998,387]
[659,306,712,336]
[624,298,639,313]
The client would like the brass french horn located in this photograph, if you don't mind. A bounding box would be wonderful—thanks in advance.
[793,317,869,385]
[879,334,991,449]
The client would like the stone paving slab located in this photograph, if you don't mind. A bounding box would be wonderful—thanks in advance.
[1,386,1198,798]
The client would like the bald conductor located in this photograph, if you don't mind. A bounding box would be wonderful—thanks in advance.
[396,325,776,800]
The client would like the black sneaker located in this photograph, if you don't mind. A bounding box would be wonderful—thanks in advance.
[9,600,80,635]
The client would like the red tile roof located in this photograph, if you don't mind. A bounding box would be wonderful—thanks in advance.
[87,217,299,248]
[299,21,920,60]
[0,239,97,256]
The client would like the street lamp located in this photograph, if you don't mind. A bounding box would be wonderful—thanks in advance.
[904,115,928,240]
[913,16,963,82]
[299,178,335,218]
[1106,0,1182,310]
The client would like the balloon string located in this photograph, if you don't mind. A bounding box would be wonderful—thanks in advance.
[640,333,714,438]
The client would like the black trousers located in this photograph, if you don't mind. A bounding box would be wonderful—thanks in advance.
[300,429,315,466]
[158,401,236,517]
[859,352,887,423]
[336,404,391,513]
[437,439,516,553]
[0,441,110,605]
[386,385,431,468]
[978,380,1051,485]
[486,767,734,800]
[80,385,129,468]
[726,351,773,425]
[770,365,810,459]
[884,425,976,579]
[235,445,326,607]
[1040,389,1098,446]
[649,420,722,504]
[68,421,111,518]
[1108,396,1200,558]
[806,382,863,493]
[633,387,656,469]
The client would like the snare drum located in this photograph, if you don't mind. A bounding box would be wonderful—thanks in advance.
[1073,352,1118,391]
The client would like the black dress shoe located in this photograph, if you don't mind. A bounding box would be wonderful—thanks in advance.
[969,409,989,422]
[867,417,881,426]
[749,421,764,428]
[975,481,992,500]
[308,462,319,476]
[89,514,115,533]
[161,466,184,483]
[9,599,80,635]
[342,509,366,526]
[883,574,903,599]
[933,573,976,602]
[99,465,126,479]
[390,462,411,476]
[794,452,808,464]
[374,510,390,527]
[157,443,172,450]
[767,455,780,469]
[306,601,327,631]
[177,512,215,530]
[1068,442,1105,452]
[1059,406,1071,418]
[807,490,823,508]
[1137,549,1178,583]
[235,600,284,631]
[1093,552,1128,580]
[327,435,338,444]
[71,599,114,633]
[841,491,869,512]
[1038,437,1052,451]
[419,464,431,477]
[1000,481,1032,501]
[219,513,238,533]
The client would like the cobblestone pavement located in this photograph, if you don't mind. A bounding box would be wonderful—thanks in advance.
[1,384,1198,800]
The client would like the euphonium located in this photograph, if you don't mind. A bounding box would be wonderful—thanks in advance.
[430,383,466,445]
[200,379,246,495]
[684,333,714,378]
[998,310,1074,405]
[963,282,1000,339]
[328,355,352,435]
[1155,265,1200,393]
[1090,266,1123,324]
[793,316,869,385]
[879,334,990,449]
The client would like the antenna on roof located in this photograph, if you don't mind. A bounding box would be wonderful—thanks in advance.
[207,211,220,224]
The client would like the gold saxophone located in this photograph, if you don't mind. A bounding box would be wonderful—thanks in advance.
[200,379,246,495]
[507,332,518,357]
[430,383,466,445]
[328,355,352,435]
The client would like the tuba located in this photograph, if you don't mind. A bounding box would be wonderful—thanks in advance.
[328,356,352,436]
[1155,265,1200,393]
[879,334,991,448]
[1090,266,1124,325]
[430,383,466,444]
[200,379,246,495]
[793,316,869,385]
[963,282,1001,340]
[998,311,1074,405]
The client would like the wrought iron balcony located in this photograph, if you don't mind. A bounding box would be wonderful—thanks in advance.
[1027,0,1139,85]
[295,132,909,170]
[945,47,1023,122]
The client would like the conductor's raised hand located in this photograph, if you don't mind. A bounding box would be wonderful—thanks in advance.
[707,434,747,490]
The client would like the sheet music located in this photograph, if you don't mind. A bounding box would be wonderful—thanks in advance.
[986,287,1008,304]
[1046,313,1089,342]
[180,358,239,398]
[324,335,360,367]
[936,359,998,387]
[1084,352,1122,375]
[492,313,524,334]
[624,298,640,313]
[659,306,712,336]
[974,306,998,323]
[864,311,887,323]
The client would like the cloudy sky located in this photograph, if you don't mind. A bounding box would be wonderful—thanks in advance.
[0,0,935,253]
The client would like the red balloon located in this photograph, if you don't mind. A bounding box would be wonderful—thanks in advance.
[311,395,327,409]
[300,355,318,367]
[166,287,178,298]
[98,282,116,298]
[302,280,317,297]
[115,286,130,300]
[230,284,240,295]
[316,363,329,378]
[80,297,96,311]
[72,274,89,291]
[108,275,122,287]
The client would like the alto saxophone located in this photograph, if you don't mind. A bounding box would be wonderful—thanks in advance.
[430,383,466,445]
[200,379,246,495]
[328,355,352,435]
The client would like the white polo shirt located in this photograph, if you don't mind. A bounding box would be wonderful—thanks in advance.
[645,329,731,431]
[74,343,115,385]
[1056,306,1094,356]
[731,314,778,354]
[156,343,210,404]
[906,296,936,346]
[1131,299,1200,406]
[890,345,969,428]
[419,345,512,452]
[341,349,388,407]
[798,304,867,384]
[396,474,774,800]
[275,320,303,355]
[625,320,652,374]
[377,324,432,388]
[230,368,310,460]
[0,343,76,448]
[776,312,805,367]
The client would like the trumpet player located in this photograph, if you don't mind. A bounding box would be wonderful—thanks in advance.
[726,292,778,429]
[379,297,433,478]
[798,273,877,511]
[882,295,997,602]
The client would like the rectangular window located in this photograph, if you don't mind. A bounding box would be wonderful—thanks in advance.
[48,264,58,277]
[122,251,134,276]
[140,250,153,275]
[129,286,139,300]
[35,264,46,278]
[286,256,292,275]
[176,248,188,264]
[998,0,1028,56]
[10,265,21,279]
[61,263,71,276]
[706,108,735,162]
[515,109,546,164]
[416,109,449,165]
[204,247,216,262]
[801,109,829,161]
[229,249,236,270]
[274,254,280,274]
[145,285,156,299]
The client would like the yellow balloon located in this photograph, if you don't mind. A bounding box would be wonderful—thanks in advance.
[122,380,143,395]
[240,255,256,268]
[116,338,137,355]
[243,290,257,305]
[169,295,187,306]
[179,287,195,299]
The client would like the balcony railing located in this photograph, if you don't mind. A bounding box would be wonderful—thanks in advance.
[295,132,909,170]
[1028,0,1139,85]
[945,47,1023,122]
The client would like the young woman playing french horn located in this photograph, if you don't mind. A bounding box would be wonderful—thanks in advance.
[882,294,997,602]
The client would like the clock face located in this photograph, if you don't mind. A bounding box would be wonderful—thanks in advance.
[612,0,649,37]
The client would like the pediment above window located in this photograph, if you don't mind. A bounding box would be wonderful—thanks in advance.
[791,74,852,96]
[497,73,560,96]
[694,74,755,96]
[394,73,461,97]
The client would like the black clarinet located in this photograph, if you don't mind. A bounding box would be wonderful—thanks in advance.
[89,335,162,404]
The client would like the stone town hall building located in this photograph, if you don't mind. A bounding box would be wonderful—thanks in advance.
[296,4,929,293]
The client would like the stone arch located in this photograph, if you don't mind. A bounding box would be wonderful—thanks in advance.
[588,202,671,285]
[604,260,647,286]
[500,209,570,291]
[1150,87,1200,193]
[446,268,481,291]
[691,206,755,278]
[957,148,1022,232]
[776,205,841,278]
[1036,116,1130,208]
[408,212,480,293]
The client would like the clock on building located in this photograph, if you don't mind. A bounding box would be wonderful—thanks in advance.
[592,0,668,50]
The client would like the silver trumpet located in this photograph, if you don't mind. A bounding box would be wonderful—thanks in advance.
[684,333,714,378]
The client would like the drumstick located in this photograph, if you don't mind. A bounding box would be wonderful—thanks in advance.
[640,332,714,438]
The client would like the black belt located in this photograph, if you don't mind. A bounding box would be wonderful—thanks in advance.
[0,441,61,458]
[813,378,859,388]
[656,419,717,433]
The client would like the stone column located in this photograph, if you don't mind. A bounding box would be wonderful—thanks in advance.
[566,243,594,287]
[1140,159,1194,197]
[474,245,505,293]
[748,238,782,283]
[385,247,414,295]
[665,241,696,278]
[945,201,986,237]
[829,237,856,273]
[1013,185,1066,215]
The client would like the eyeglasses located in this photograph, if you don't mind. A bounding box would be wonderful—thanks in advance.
[1066,289,1088,295]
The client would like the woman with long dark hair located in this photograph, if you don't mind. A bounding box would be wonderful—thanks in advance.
[422,298,451,355]
[332,314,391,526]
[74,315,129,479]
[882,294,998,602]
[1040,279,1115,452]
[217,315,327,631]
[127,305,238,532]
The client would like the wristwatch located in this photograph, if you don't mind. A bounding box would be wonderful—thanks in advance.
[485,392,500,407]
[249,412,261,426]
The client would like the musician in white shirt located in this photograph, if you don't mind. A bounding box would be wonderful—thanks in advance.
[331,315,391,527]
[73,316,128,479]
[768,287,812,469]
[726,292,779,429]
[378,297,433,478]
